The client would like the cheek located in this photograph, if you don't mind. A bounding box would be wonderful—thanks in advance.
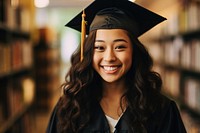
[124,56,132,68]
[123,51,133,69]
[92,53,100,68]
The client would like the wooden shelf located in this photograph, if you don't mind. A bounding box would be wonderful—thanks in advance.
[0,25,30,42]
[164,64,200,76]
[155,62,200,77]
[0,67,33,79]
[181,104,200,121]
[152,29,200,42]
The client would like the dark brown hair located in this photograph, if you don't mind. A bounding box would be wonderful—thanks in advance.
[57,30,163,132]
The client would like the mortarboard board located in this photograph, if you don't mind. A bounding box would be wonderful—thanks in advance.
[65,0,166,61]
[66,0,166,37]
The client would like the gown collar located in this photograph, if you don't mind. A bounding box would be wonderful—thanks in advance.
[85,100,130,132]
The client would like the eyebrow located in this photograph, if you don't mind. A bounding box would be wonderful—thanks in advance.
[95,39,128,43]
[113,39,128,43]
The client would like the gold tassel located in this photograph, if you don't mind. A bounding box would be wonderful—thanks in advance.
[80,10,86,62]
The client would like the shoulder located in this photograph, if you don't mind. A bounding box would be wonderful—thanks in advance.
[151,94,181,120]
[158,94,182,117]
[146,94,187,132]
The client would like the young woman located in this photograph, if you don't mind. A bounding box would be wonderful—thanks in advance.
[47,0,186,132]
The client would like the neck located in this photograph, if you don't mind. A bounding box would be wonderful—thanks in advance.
[102,79,127,99]
[100,79,127,119]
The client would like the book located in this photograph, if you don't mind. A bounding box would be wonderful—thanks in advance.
[163,70,180,98]
[21,41,33,68]
[184,77,200,112]
[0,0,6,23]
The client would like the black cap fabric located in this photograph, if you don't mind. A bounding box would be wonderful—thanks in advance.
[65,0,166,37]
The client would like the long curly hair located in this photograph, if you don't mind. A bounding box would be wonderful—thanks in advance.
[57,30,163,133]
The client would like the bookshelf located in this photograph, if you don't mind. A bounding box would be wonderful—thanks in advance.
[0,0,35,132]
[149,0,200,132]
[34,27,60,112]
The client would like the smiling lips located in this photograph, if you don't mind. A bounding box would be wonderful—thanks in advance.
[101,66,121,74]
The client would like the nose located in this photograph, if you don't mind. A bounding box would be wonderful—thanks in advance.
[104,48,116,62]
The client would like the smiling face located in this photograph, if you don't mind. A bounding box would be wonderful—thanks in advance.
[92,29,133,83]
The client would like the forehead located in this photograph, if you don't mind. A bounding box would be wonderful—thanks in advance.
[95,29,130,39]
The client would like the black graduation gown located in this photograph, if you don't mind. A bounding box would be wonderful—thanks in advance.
[46,97,187,133]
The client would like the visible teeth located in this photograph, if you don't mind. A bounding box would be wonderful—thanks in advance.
[103,66,118,71]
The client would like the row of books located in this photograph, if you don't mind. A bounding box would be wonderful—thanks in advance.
[0,0,31,31]
[0,76,35,133]
[0,40,33,76]
[163,37,200,72]
[184,77,200,113]
[162,70,200,114]
[7,76,35,116]
[2,113,34,133]
[180,40,200,71]
[163,1,200,35]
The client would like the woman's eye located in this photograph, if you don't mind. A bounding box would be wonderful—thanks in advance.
[115,45,126,50]
[94,46,104,51]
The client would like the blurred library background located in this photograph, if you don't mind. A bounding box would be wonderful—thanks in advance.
[0,0,200,132]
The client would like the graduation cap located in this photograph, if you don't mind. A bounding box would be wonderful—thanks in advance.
[65,0,166,61]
